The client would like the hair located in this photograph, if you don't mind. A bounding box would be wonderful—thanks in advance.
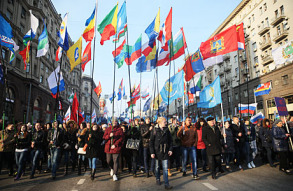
[196,118,207,130]
[134,118,140,123]
[263,118,270,128]
[224,121,230,126]
[185,117,191,122]
[243,117,250,122]
[80,122,86,129]
[17,124,28,138]
[232,116,239,120]
[157,117,166,124]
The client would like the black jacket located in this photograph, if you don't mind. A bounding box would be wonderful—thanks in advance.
[85,130,103,158]
[16,132,31,150]
[222,128,235,154]
[0,129,15,152]
[231,122,246,145]
[141,124,152,148]
[63,127,78,150]
[259,127,273,148]
[202,125,222,156]
[32,130,45,150]
[47,127,64,148]
[149,126,173,160]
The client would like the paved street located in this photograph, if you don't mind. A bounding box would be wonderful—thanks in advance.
[0,160,292,191]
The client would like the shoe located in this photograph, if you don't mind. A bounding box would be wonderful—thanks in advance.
[192,174,200,180]
[30,175,34,179]
[212,173,216,179]
[247,163,252,169]
[113,174,118,181]
[168,169,172,177]
[220,168,225,173]
[14,176,20,181]
[110,169,114,177]
[226,166,232,172]
[133,173,137,178]
[52,176,56,180]
[156,179,161,185]
[182,171,187,177]
[146,172,150,178]
[239,165,243,171]
[250,161,256,168]
[44,169,50,173]
[165,185,173,190]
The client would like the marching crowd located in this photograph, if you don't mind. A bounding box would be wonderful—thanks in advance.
[0,115,293,190]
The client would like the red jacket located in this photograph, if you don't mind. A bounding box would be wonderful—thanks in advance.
[103,125,124,154]
[196,126,206,149]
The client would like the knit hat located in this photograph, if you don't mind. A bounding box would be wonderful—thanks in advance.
[273,119,282,126]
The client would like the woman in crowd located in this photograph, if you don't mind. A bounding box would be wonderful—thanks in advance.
[120,124,132,173]
[222,121,235,171]
[196,118,208,172]
[77,122,88,175]
[259,118,274,167]
[244,118,256,169]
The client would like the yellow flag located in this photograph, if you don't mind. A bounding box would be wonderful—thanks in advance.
[151,94,163,110]
[67,37,82,72]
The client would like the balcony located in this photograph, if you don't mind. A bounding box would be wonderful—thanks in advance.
[241,68,249,75]
[220,81,225,87]
[262,54,274,66]
[258,25,270,36]
[260,39,272,50]
[271,13,286,27]
[273,30,289,43]
[224,64,232,72]
[223,54,230,61]
[218,69,224,76]
[240,53,247,61]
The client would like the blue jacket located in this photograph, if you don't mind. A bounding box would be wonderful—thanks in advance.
[272,126,288,152]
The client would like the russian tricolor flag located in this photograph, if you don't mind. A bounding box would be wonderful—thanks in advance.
[250,112,265,124]
[238,103,257,115]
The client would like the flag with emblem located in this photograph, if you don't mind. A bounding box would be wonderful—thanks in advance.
[145,8,160,48]
[113,1,127,42]
[57,13,69,50]
[67,37,82,72]
[94,81,102,97]
[23,10,39,46]
[19,41,30,70]
[36,20,49,57]
[83,6,96,42]
[81,41,92,72]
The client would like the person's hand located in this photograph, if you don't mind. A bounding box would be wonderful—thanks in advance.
[224,144,228,148]
[286,134,290,137]
[149,126,153,131]
[31,142,35,148]
[238,132,242,137]
[50,141,53,144]
[182,122,185,127]
[111,145,116,149]
[110,133,114,137]
[14,135,17,138]
[236,138,239,142]
[151,154,155,158]
[247,131,251,135]
[89,134,92,138]
[223,133,227,138]
[168,151,172,156]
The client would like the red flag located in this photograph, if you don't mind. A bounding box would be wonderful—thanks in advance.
[55,46,62,61]
[188,93,194,104]
[112,39,126,57]
[132,84,140,98]
[59,101,63,110]
[200,25,238,65]
[81,41,92,72]
[236,23,245,50]
[158,7,172,51]
[19,41,30,70]
[70,93,79,122]
[94,81,102,97]
[78,109,84,125]
[183,56,195,82]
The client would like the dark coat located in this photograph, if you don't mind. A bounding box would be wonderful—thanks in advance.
[231,122,246,145]
[141,124,152,148]
[244,124,256,142]
[64,122,78,150]
[222,127,235,153]
[32,130,45,150]
[149,125,173,160]
[77,128,88,148]
[202,125,222,156]
[272,126,288,152]
[15,132,31,150]
[85,130,103,159]
[0,130,15,152]
[259,127,273,148]
[103,125,124,154]
[47,127,64,148]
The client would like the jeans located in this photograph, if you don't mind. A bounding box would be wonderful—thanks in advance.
[197,148,207,169]
[31,149,41,176]
[169,147,181,169]
[64,149,77,164]
[15,151,28,178]
[88,158,97,169]
[143,147,154,173]
[50,147,61,177]
[131,150,138,174]
[47,154,51,169]
[265,147,274,166]
[224,153,234,166]
[155,159,169,186]
[78,154,85,161]
[245,142,252,163]
[249,140,258,160]
[182,146,197,175]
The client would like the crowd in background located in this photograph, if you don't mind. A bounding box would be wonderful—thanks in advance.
[0,114,293,190]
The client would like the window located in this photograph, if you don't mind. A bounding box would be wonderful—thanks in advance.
[257,101,263,110]
[259,7,263,15]
[277,25,281,35]
[2,48,7,60]
[235,93,239,100]
[267,99,275,108]
[20,23,25,33]
[282,75,288,85]
[265,17,269,26]
[41,62,44,70]
[8,0,14,5]
[244,89,248,97]
[264,3,267,12]
[274,0,277,4]
[248,17,251,25]
[280,5,284,15]
[235,67,238,75]
[34,64,38,76]
[46,67,48,73]
[252,42,257,51]
[234,55,237,63]
[252,14,255,22]
[228,96,231,102]
[6,9,12,20]
[275,10,279,18]
[21,7,26,18]
[256,71,260,77]
[39,75,43,83]
[285,39,288,43]
[252,28,255,36]
[15,58,21,69]
[254,56,259,64]
[284,95,293,104]
[214,69,217,75]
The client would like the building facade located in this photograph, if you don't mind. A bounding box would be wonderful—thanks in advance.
[0,0,81,124]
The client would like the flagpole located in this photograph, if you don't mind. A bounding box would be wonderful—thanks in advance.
[0,43,7,138]
[237,50,242,119]
[140,67,142,118]
[221,102,226,143]
[151,69,157,122]
[166,30,173,124]
[254,90,257,114]
[111,36,117,125]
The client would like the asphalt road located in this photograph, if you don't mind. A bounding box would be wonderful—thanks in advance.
[0,160,292,191]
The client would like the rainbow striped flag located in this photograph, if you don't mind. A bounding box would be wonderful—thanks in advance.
[254,82,271,96]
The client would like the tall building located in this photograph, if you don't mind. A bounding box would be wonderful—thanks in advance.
[0,0,81,123]
[174,0,293,120]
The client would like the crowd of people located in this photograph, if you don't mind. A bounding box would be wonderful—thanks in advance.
[0,115,293,190]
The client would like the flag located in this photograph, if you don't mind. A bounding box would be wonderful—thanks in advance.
[125,34,142,65]
[83,7,96,42]
[191,49,205,73]
[70,93,79,122]
[142,40,156,61]
[238,103,257,115]
[112,39,126,57]
[272,39,293,66]
[200,25,238,67]
[59,101,63,110]
[123,86,125,97]
[160,70,184,104]
[9,40,19,64]
[9,52,15,64]
[141,87,149,98]
[0,14,14,52]
[23,10,39,46]
[157,46,170,66]
[68,92,74,102]
[81,41,92,72]
[254,82,271,96]
[158,8,172,51]
[189,73,202,95]
[117,79,123,101]
[113,1,127,42]
[143,97,152,112]
[94,81,102,97]
[188,93,194,104]
[151,94,163,110]
[236,23,245,50]
[197,76,222,108]
[172,28,186,60]
[113,38,126,68]
[19,41,30,70]
[91,109,97,123]
[183,56,195,82]
[36,20,49,57]
[131,84,140,99]
[57,13,69,50]
[55,46,62,61]
[67,37,82,72]
[109,91,116,103]
[136,55,156,73]
[47,65,65,95]
[250,112,265,124]
[158,101,167,113]
[145,9,160,48]
[97,3,118,45]
[64,107,71,123]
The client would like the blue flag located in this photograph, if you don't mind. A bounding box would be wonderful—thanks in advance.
[191,49,205,73]
[197,76,222,108]
[160,70,184,104]
[143,97,152,112]
[136,55,156,73]
[0,14,14,52]
[158,102,167,113]
[109,91,116,103]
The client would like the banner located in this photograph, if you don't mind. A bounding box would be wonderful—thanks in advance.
[274,97,288,116]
